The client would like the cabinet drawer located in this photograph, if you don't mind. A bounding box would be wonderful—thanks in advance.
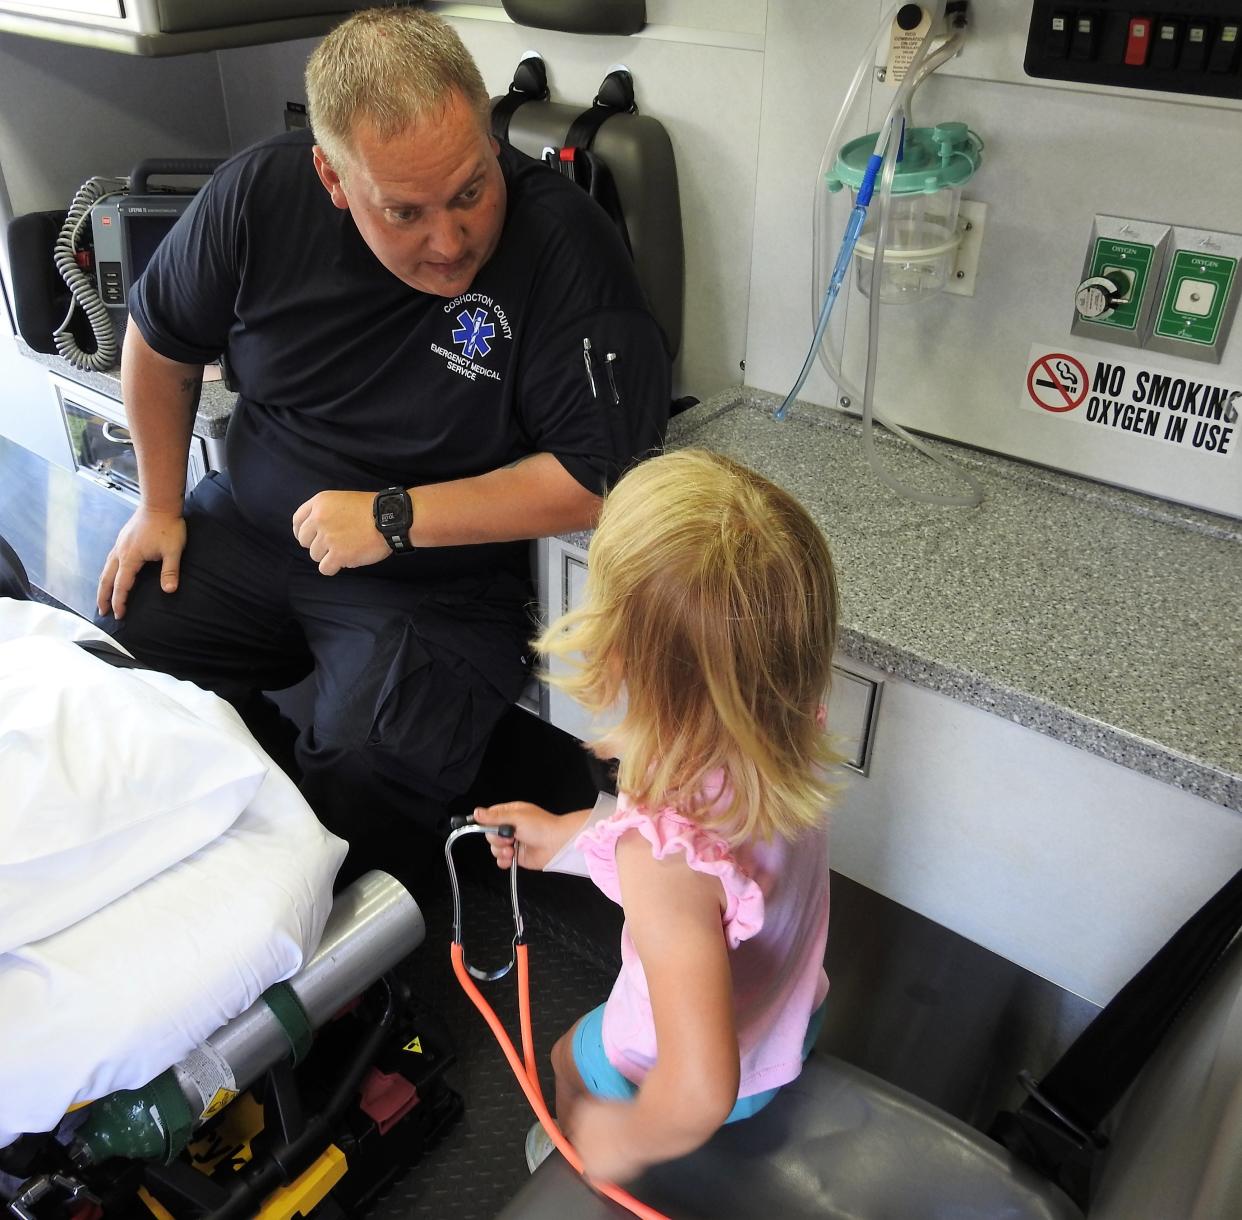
[562,551,589,615]
[51,374,207,505]
[829,665,882,775]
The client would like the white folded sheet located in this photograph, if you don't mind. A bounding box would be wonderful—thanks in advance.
[0,598,347,1146]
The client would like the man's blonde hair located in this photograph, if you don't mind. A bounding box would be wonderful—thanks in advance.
[539,449,842,845]
[305,7,490,173]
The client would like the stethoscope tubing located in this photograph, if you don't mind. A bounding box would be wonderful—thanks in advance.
[445,821,670,1220]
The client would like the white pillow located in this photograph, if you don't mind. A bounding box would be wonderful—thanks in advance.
[0,731,347,1146]
[0,634,268,953]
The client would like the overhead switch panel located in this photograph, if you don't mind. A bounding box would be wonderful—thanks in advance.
[1026,2,1242,100]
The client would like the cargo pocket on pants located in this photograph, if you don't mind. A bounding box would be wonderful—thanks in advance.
[365,619,507,800]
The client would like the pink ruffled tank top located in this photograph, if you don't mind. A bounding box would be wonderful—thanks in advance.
[578,791,830,1098]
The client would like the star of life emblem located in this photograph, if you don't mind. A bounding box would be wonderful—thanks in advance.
[451,307,496,359]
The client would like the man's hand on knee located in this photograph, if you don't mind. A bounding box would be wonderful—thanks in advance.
[292,490,391,576]
[97,507,187,619]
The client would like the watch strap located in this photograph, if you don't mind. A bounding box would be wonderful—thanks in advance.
[374,486,414,554]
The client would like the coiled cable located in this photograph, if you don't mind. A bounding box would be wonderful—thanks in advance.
[52,176,127,372]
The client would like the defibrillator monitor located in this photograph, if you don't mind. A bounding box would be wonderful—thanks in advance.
[87,159,222,326]
[89,192,196,325]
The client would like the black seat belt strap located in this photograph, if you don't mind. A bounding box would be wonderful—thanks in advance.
[74,637,149,670]
[562,67,636,153]
[1037,863,1242,1129]
[992,863,1242,1207]
[548,68,638,258]
[0,534,32,601]
[490,53,549,143]
[541,146,633,257]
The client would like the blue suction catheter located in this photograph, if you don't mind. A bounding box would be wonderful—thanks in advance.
[774,126,897,423]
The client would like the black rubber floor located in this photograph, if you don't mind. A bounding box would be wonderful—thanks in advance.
[371,860,620,1219]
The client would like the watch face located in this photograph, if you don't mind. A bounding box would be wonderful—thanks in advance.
[376,492,409,531]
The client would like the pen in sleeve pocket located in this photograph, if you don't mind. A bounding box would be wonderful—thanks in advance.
[582,337,598,399]
[604,352,620,406]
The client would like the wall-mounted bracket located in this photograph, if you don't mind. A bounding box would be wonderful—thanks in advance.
[944,200,987,298]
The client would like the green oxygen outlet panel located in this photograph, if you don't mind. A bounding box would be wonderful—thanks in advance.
[1153,250,1238,348]
[1086,238,1153,331]
[1073,217,1241,364]
[1071,216,1169,349]
[1146,226,1242,364]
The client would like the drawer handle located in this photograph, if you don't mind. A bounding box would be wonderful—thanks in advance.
[100,422,133,446]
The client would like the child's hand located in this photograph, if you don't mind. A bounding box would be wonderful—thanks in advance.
[472,802,566,871]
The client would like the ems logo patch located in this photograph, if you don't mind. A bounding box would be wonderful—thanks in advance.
[433,293,510,383]
[451,307,495,360]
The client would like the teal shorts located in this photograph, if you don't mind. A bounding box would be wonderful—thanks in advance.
[571,1000,827,1124]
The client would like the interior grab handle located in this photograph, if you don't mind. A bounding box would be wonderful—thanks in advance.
[128,158,224,194]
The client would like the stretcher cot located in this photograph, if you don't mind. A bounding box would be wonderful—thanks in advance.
[0,592,456,1218]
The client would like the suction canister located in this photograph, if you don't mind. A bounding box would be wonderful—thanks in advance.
[71,871,424,1165]
[828,122,982,302]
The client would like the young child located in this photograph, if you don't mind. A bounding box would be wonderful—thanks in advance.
[473,448,841,1185]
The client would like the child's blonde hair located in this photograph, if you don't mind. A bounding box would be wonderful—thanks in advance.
[538,449,842,844]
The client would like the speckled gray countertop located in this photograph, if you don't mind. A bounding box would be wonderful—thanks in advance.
[18,341,235,439]
[574,389,1242,814]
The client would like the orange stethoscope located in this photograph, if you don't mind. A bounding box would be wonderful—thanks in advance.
[445,817,671,1220]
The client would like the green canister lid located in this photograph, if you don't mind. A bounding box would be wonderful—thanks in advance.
[827,123,983,195]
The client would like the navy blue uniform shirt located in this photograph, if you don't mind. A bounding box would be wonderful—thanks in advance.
[130,130,670,580]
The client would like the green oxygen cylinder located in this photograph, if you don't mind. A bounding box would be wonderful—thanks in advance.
[70,871,424,1166]
[71,1070,193,1163]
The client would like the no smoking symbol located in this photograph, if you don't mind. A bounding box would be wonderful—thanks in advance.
[1027,353,1089,413]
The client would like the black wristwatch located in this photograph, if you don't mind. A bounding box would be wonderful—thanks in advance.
[373,486,415,553]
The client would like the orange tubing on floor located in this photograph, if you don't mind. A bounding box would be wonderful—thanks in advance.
[450,942,671,1220]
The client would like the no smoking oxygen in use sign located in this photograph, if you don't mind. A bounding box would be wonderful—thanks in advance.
[1019,345,1239,460]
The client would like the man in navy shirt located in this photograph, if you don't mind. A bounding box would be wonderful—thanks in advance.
[95,7,670,868]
